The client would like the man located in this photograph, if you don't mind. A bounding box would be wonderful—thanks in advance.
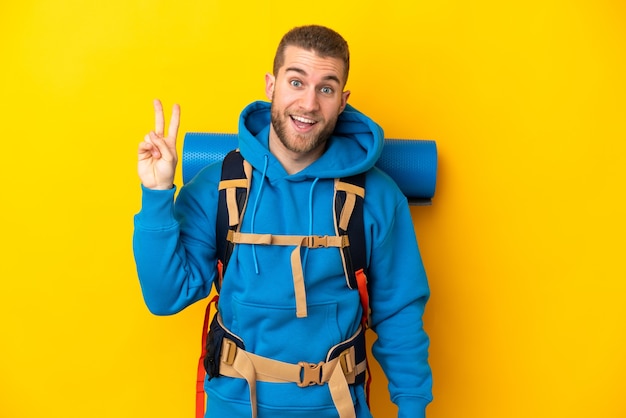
[134,25,432,418]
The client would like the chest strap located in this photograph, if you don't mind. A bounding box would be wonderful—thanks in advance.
[226,230,350,318]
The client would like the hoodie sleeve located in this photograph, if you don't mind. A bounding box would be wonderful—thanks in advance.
[132,168,219,315]
[366,181,433,417]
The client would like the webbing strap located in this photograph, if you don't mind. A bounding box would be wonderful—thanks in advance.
[218,178,248,190]
[335,180,365,231]
[227,346,259,418]
[225,187,239,227]
[338,192,356,231]
[328,364,356,418]
[218,336,364,418]
[291,245,307,318]
[218,163,252,228]
[335,181,365,197]
[227,231,350,318]
[227,231,349,248]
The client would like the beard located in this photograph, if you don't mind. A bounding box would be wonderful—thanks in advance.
[270,102,338,155]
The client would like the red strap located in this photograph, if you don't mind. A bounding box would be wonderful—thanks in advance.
[196,295,219,418]
[355,268,369,327]
[216,260,224,290]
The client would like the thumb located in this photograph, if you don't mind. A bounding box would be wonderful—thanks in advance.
[148,131,176,161]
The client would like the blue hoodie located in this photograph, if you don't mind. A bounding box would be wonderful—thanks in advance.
[133,101,432,417]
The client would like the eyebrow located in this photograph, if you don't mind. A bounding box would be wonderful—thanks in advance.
[284,67,341,85]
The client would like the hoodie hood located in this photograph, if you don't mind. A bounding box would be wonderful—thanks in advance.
[237,101,385,180]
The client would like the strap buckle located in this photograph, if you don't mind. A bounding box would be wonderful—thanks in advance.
[338,348,355,376]
[307,235,328,248]
[221,339,238,366]
[297,361,324,387]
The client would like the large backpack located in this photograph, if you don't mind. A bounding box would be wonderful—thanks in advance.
[196,150,371,417]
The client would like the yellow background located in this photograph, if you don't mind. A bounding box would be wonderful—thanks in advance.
[1,0,625,417]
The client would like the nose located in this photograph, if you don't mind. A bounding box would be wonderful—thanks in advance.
[298,87,320,112]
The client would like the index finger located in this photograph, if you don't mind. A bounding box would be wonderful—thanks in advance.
[168,103,181,140]
[153,99,165,136]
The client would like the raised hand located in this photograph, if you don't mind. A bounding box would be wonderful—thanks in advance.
[138,99,181,190]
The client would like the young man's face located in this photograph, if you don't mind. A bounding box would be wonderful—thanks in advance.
[265,46,350,157]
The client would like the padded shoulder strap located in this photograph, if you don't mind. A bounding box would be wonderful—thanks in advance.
[216,150,251,292]
[334,173,367,290]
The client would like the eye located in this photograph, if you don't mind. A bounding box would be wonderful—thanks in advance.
[290,80,303,88]
[320,86,334,94]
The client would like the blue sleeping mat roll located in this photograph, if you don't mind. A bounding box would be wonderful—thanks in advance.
[182,132,437,205]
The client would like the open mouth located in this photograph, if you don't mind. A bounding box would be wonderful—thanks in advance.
[290,115,317,131]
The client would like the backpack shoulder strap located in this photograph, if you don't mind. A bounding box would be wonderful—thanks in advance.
[215,149,251,292]
[334,173,370,326]
[198,150,250,418]
[334,172,372,403]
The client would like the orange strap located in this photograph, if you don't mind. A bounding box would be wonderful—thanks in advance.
[196,295,219,418]
[355,268,369,327]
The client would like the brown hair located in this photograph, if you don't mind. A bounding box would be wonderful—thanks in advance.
[273,25,350,85]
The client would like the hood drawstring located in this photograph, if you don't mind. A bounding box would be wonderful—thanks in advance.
[248,155,320,276]
[249,155,269,274]
[302,177,320,270]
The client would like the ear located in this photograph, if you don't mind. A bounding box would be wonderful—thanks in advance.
[339,90,351,114]
[265,73,275,100]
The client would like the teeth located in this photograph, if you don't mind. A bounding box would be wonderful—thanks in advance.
[292,115,315,124]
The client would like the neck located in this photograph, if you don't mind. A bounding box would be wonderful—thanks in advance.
[268,129,325,175]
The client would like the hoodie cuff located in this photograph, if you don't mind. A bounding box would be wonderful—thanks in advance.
[396,396,431,418]
[134,184,178,229]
